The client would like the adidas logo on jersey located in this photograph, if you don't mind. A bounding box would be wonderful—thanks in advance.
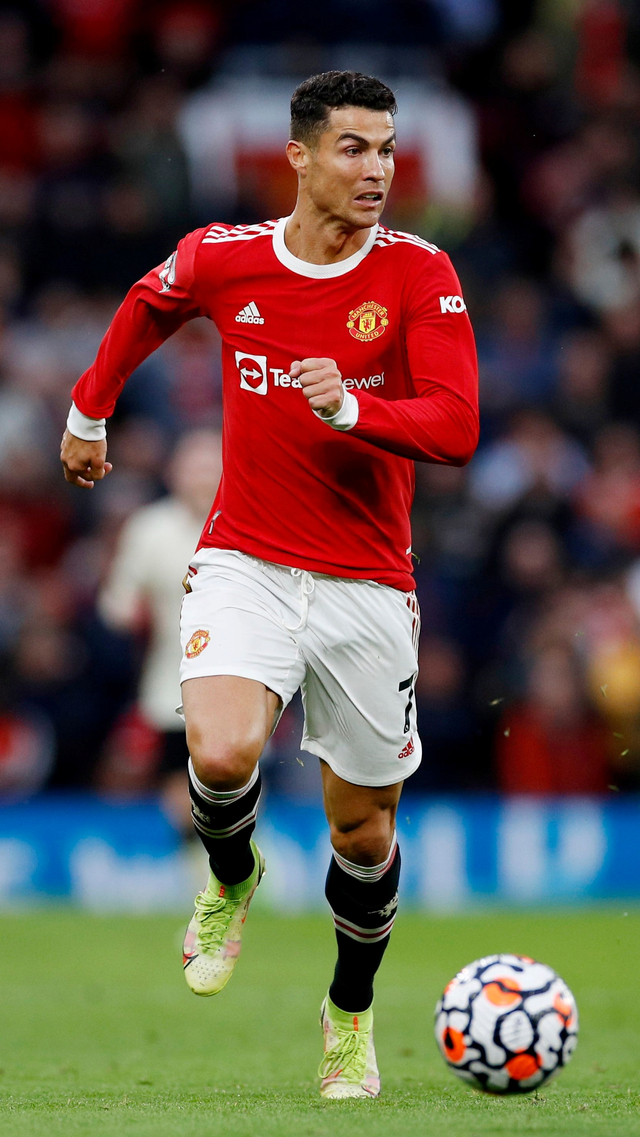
[236,302,264,324]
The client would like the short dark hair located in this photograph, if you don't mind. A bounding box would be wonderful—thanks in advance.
[290,71,397,147]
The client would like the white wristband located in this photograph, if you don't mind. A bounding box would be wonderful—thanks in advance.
[66,402,107,442]
[313,389,359,432]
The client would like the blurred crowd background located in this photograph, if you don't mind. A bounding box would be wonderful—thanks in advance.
[3,0,640,814]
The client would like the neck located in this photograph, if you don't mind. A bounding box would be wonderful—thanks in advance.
[284,197,374,265]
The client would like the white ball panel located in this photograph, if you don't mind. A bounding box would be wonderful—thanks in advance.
[442,976,481,1010]
[498,1009,535,1052]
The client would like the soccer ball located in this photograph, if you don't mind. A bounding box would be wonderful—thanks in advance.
[435,953,578,1094]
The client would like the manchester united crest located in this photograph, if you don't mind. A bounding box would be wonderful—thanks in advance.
[347,301,389,342]
[185,629,210,658]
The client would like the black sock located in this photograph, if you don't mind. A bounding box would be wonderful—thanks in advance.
[326,835,401,1014]
[188,758,261,886]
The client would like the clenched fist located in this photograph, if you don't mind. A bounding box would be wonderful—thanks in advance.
[289,358,344,418]
[60,430,112,488]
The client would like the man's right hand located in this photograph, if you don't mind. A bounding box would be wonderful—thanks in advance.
[60,430,112,489]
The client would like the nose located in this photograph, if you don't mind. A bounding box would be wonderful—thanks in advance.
[363,152,386,181]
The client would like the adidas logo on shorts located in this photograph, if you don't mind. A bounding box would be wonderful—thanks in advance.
[235,302,264,324]
[397,737,415,760]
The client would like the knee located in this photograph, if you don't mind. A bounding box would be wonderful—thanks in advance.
[188,732,262,790]
[330,815,394,867]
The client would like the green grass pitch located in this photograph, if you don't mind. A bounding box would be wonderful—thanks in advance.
[0,909,638,1136]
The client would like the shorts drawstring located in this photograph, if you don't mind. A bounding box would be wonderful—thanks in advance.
[285,567,315,632]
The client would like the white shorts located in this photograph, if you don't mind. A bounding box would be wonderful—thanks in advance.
[179,548,421,787]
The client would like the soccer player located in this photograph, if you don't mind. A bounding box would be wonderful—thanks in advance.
[60,71,478,1099]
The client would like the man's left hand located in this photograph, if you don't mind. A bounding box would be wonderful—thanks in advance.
[290,358,344,418]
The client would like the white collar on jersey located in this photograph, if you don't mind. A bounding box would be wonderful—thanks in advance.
[272,215,379,279]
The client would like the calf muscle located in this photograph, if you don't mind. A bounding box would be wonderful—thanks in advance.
[320,760,402,866]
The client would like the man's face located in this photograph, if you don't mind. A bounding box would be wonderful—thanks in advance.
[301,106,395,228]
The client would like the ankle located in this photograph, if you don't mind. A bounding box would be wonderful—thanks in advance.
[209,843,257,894]
[327,994,373,1028]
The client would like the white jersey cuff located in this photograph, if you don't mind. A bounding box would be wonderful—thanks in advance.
[313,390,359,432]
[67,402,107,441]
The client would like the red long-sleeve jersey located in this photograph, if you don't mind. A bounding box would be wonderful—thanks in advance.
[72,217,478,590]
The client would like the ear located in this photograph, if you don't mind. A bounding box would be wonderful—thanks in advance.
[286,138,310,176]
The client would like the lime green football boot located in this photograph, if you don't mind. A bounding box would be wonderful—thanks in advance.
[319,995,380,1099]
[182,840,265,997]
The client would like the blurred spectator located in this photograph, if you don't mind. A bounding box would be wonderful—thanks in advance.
[496,644,610,794]
[148,3,222,91]
[0,655,54,800]
[162,318,223,428]
[528,114,636,238]
[98,180,164,291]
[264,696,323,799]
[413,635,484,790]
[473,25,576,273]
[0,452,72,571]
[95,704,162,799]
[0,13,38,174]
[110,77,191,229]
[413,463,487,582]
[453,170,517,290]
[574,0,627,109]
[97,429,222,823]
[48,0,140,59]
[92,417,167,527]
[476,278,559,416]
[0,374,51,469]
[527,578,640,789]
[470,410,589,512]
[554,329,612,446]
[566,182,640,314]
[0,525,29,653]
[574,423,640,555]
[465,517,566,678]
[604,300,640,426]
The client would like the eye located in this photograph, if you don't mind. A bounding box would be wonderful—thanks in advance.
[345,146,361,156]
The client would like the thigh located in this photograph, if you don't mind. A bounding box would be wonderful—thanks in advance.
[301,580,422,788]
[179,549,305,712]
[182,674,280,768]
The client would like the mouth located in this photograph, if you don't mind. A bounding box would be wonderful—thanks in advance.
[354,191,384,207]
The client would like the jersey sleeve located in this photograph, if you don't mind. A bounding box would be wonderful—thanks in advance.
[347,250,479,464]
[71,227,209,420]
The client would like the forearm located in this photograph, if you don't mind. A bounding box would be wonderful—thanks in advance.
[61,279,179,481]
[346,388,479,465]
